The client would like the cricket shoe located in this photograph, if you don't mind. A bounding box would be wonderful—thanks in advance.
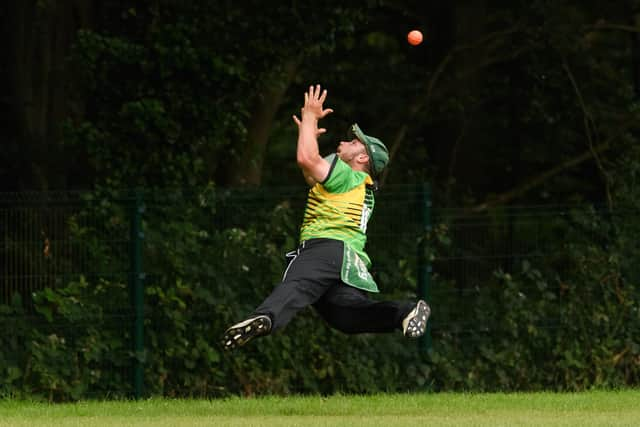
[222,315,272,350]
[402,300,430,338]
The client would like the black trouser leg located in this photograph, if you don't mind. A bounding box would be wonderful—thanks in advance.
[253,277,332,331]
[313,284,415,334]
[253,239,343,331]
[252,238,416,335]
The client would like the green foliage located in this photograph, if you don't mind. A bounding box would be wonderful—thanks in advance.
[3,185,640,400]
[0,277,130,401]
[4,166,640,400]
[0,294,28,399]
[61,1,367,189]
[5,0,639,203]
[422,203,640,392]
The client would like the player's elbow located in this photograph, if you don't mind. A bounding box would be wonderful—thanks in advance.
[296,153,314,169]
[297,154,329,185]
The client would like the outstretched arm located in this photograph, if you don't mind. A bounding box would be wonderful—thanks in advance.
[292,84,334,186]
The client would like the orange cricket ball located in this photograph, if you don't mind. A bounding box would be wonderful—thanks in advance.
[407,30,423,46]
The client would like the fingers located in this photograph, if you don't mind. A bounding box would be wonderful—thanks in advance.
[301,84,332,118]
[318,88,327,104]
[310,84,320,99]
[306,84,327,101]
[294,116,326,136]
[307,85,314,103]
[294,117,326,137]
[321,108,334,118]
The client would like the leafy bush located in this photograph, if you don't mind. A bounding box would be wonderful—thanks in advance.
[423,206,640,392]
[0,277,131,401]
[3,188,640,400]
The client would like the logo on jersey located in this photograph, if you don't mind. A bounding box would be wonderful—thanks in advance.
[360,204,372,232]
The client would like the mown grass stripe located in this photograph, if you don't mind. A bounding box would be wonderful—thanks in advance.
[1,390,638,427]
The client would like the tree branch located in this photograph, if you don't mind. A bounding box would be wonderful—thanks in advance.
[444,113,468,206]
[470,116,639,212]
[584,23,640,33]
[561,59,613,209]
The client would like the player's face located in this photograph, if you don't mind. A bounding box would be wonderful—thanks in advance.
[336,139,367,162]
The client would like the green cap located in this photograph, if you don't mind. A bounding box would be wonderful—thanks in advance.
[351,123,389,177]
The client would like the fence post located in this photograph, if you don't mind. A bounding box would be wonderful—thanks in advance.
[417,183,432,352]
[130,190,145,399]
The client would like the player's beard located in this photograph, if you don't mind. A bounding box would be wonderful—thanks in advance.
[338,148,365,164]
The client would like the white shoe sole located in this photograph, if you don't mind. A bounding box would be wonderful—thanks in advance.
[222,315,271,350]
[403,300,430,338]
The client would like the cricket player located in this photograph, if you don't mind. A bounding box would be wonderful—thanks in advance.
[222,84,430,350]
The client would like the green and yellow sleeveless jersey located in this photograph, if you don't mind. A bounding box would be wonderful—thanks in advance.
[299,154,375,268]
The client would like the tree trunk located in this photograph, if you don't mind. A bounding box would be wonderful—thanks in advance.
[632,12,640,99]
[227,58,300,186]
[3,0,94,191]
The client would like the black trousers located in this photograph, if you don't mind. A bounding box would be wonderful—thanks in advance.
[253,238,414,334]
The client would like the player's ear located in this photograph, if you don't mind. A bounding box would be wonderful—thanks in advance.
[358,153,369,164]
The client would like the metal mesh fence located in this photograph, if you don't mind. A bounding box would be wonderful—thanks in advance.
[0,191,135,398]
[1,188,635,397]
[0,192,131,309]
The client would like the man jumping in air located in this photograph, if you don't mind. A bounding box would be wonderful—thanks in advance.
[222,84,430,350]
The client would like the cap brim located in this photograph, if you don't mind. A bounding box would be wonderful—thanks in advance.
[351,124,377,176]
[351,124,368,146]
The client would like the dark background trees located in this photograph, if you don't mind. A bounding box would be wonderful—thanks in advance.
[3,0,639,209]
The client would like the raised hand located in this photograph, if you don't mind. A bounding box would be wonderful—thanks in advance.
[293,84,334,135]
[303,84,334,120]
[292,84,334,185]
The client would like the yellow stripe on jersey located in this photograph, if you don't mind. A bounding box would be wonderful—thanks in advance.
[299,157,375,267]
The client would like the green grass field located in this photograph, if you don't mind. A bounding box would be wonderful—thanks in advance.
[1,390,639,426]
